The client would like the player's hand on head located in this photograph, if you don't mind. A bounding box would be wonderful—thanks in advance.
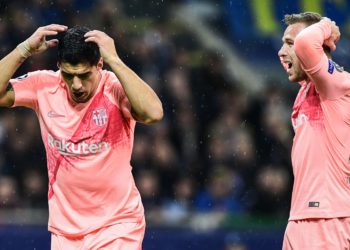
[84,30,119,65]
[17,24,67,58]
[28,24,68,53]
[322,17,341,51]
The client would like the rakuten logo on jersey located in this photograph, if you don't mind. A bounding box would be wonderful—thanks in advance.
[48,133,109,156]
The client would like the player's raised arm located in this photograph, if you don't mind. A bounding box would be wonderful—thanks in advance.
[294,17,340,71]
[0,24,67,107]
[84,30,163,124]
[294,18,344,98]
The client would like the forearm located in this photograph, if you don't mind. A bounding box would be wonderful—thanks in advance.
[0,48,25,96]
[108,58,163,124]
[294,20,332,70]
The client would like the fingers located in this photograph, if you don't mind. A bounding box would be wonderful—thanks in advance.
[40,24,68,32]
[46,39,59,48]
[35,24,67,37]
[329,43,336,51]
[324,39,337,51]
[321,17,338,28]
[321,17,340,52]
[84,30,106,42]
[321,17,331,22]
[84,36,97,43]
[84,30,103,37]
[38,30,61,37]
[84,31,97,42]
[334,36,340,44]
[83,30,118,64]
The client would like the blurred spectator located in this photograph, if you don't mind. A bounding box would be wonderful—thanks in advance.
[136,169,163,225]
[21,169,47,208]
[148,121,180,197]
[164,67,198,166]
[0,175,19,208]
[256,85,293,167]
[161,175,196,224]
[194,165,245,213]
[252,165,291,215]
[136,169,161,212]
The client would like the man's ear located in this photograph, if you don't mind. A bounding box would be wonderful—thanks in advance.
[97,58,103,69]
[57,62,61,69]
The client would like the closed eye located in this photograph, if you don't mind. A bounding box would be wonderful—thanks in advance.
[77,72,91,80]
[285,38,294,46]
[61,71,73,80]
[61,71,91,80]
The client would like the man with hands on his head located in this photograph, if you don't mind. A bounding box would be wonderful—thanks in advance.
[278,12,350,249]
[0,24,163,250]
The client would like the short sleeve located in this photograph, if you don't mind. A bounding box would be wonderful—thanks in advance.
[10,71,39,110]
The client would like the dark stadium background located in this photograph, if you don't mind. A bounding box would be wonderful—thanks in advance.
[0,0,349,249]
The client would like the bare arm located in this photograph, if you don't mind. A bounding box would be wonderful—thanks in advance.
[84,30,163,124]
[0,24,67,107]
[0,49,25,107]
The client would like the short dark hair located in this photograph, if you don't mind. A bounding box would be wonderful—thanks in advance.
[283,12,322,26]
[283,12,330,54]
[57,26,100,66]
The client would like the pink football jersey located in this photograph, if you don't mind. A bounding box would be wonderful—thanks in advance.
[288,20,350,220]
[10,70,144,236]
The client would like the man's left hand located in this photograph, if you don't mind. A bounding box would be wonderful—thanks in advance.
[84,30,120,65]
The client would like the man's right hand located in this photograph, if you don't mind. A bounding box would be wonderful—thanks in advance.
[17,24,67,58]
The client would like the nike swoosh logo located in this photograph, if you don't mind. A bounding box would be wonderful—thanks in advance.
[47,111,65,118]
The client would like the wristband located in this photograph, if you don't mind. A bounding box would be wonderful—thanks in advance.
[16,40,33,59]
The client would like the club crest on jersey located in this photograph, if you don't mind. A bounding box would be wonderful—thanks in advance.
[92,108,108,126]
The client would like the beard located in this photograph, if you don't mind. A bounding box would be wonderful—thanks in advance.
[288,65,308,83]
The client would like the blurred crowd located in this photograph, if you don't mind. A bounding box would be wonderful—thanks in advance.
[0,0,295,227]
